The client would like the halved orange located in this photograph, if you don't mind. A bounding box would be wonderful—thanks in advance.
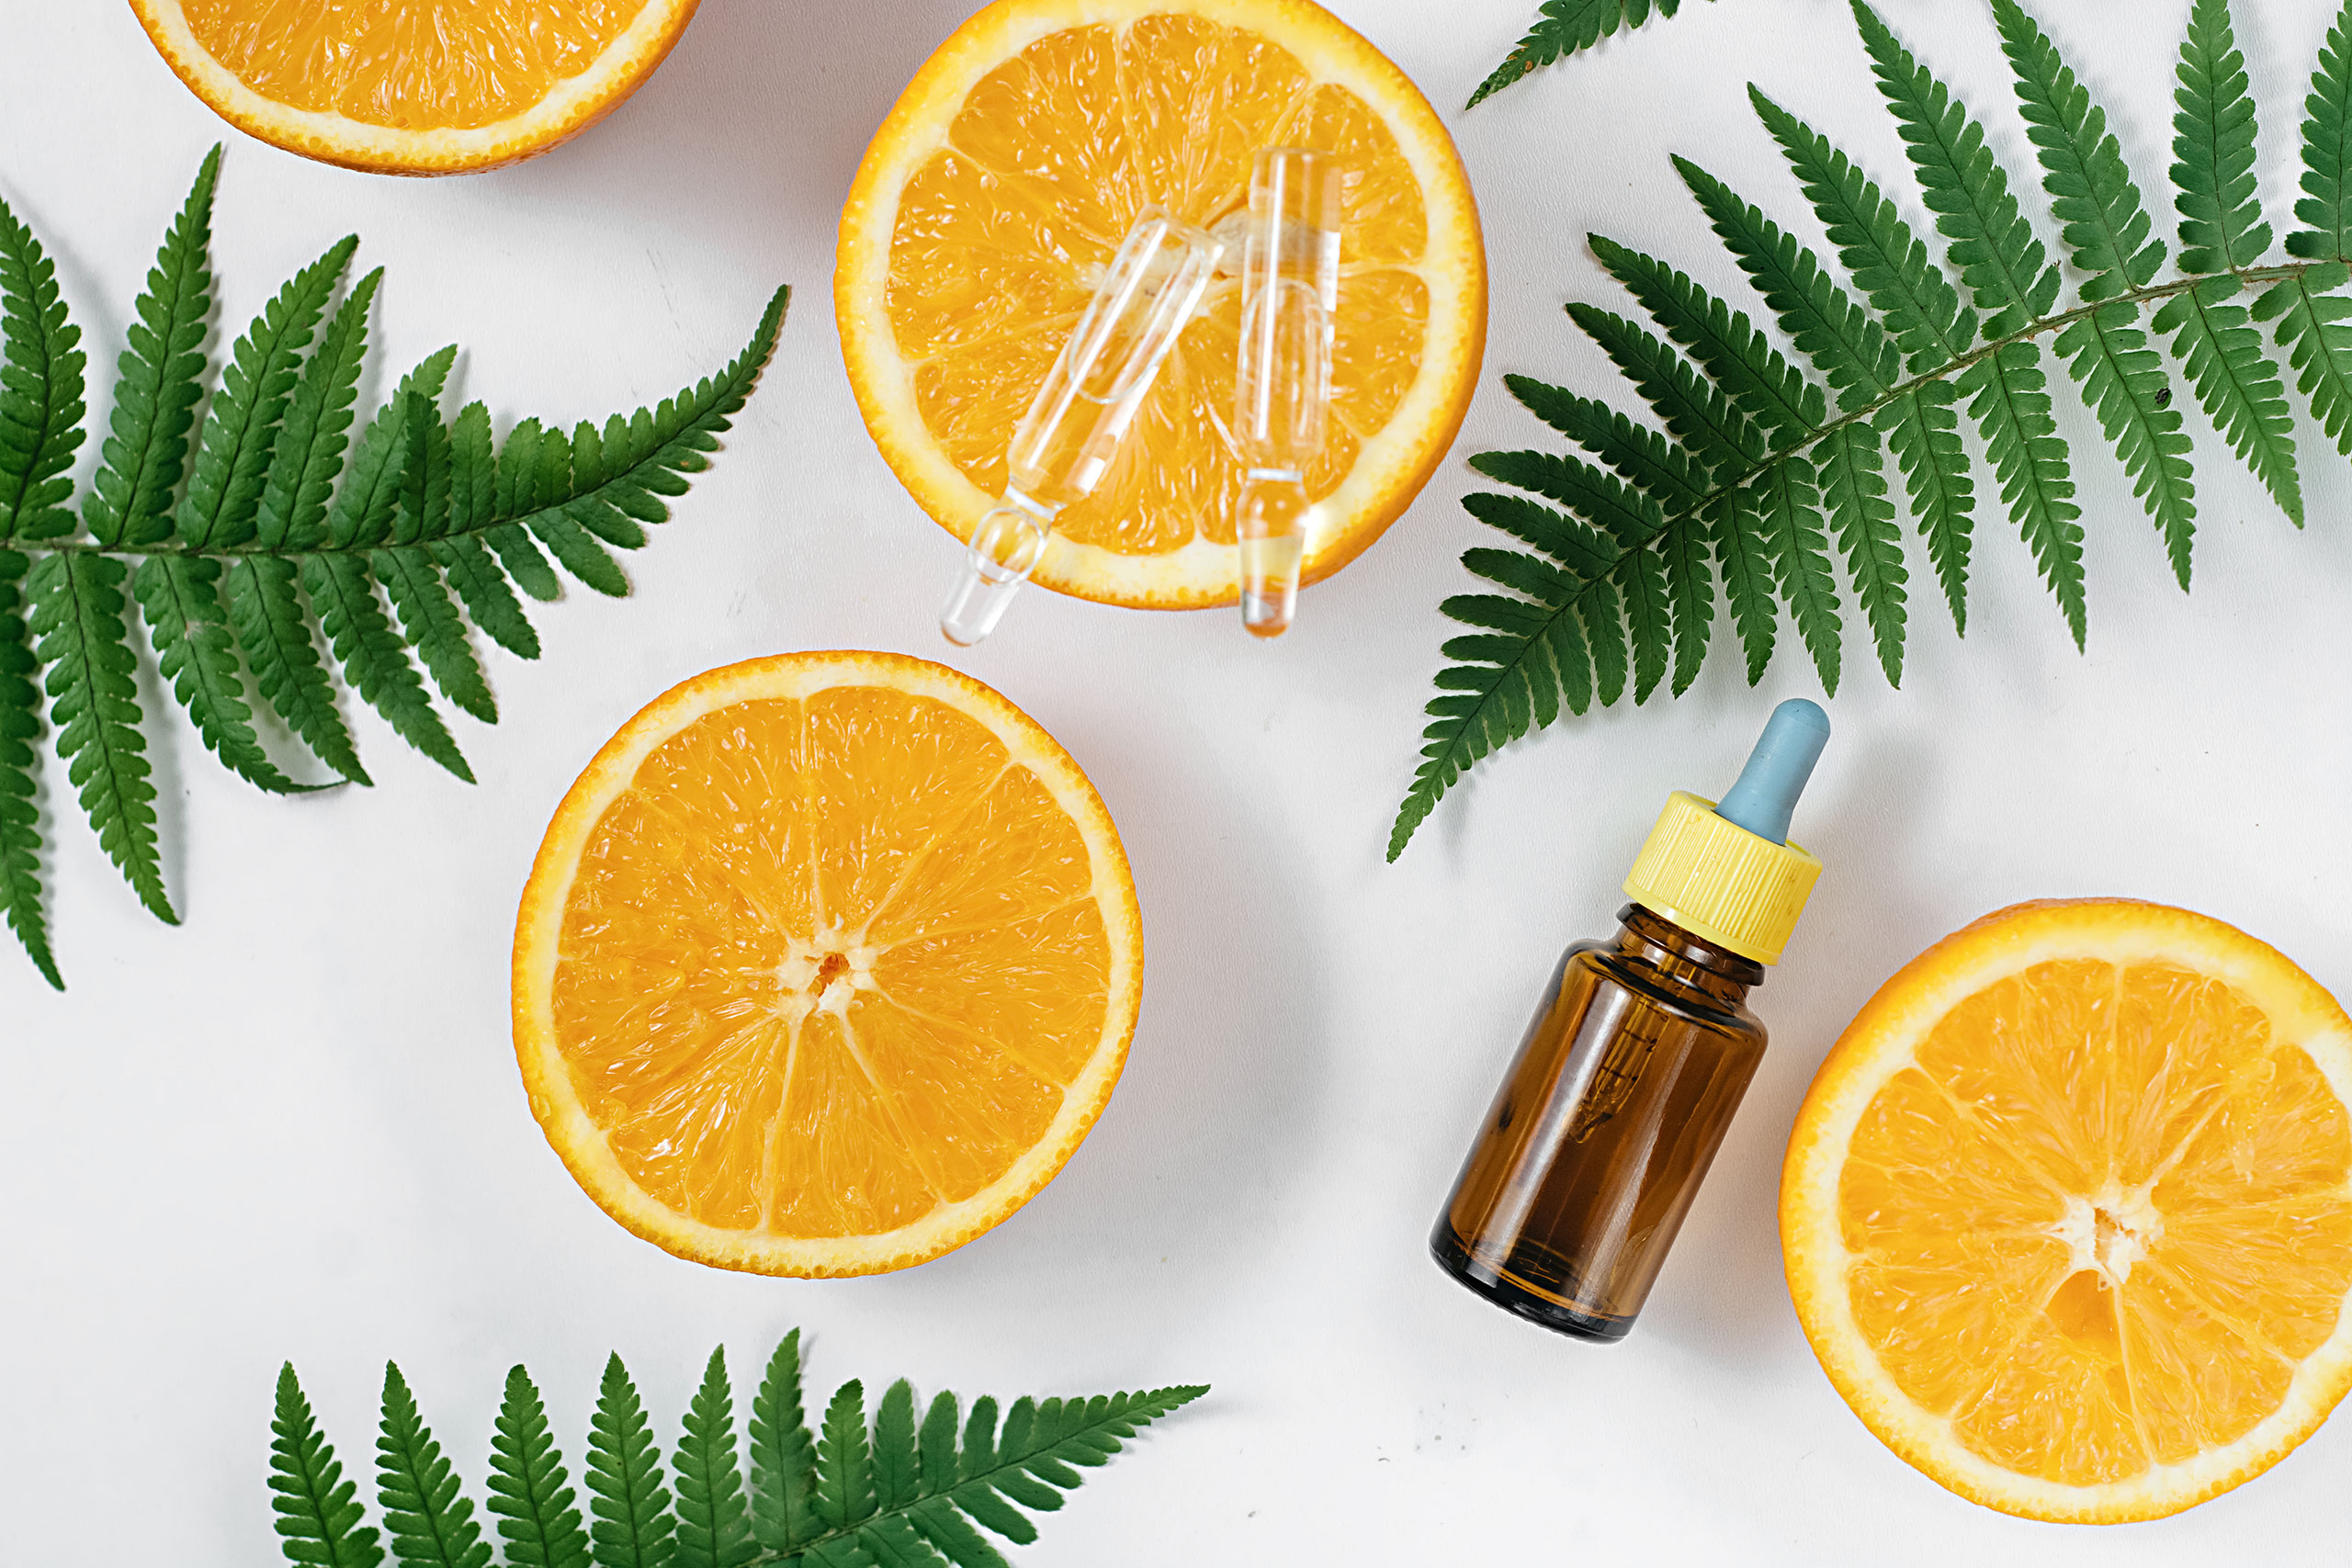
[512,652,1143,1276]
[1783,899,2352,1521]
[129,0,700,175]
[837,0,1487,609]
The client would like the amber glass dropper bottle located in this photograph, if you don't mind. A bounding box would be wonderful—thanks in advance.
[1431,699,1830,1342]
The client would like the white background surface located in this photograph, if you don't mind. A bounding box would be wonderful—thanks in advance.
[3,0,2349,1561]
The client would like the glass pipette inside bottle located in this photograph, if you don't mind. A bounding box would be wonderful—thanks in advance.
[1232,148,1341,638]
[939,209,1225,647]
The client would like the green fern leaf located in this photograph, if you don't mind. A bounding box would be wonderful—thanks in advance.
[1709,488,1778,683]
[1655,513,1713,694]
[431,534,538,660]
[2154,276,2301,522]
[2055,304,2198,583]
[2174,0,2274,274]
[906,1499,1012,1568]
[672,1350,753,1568]
[1876,383,1973,631]
[748,1329,820,1552]
[378,1364,492,1568]
[872,1382,922,1515]
[1816,422,1905,683]
[1748,87,1978,368]
[1577,572,1630,705]
[1674,156,1898,408]
[2256,265,2352,456]
[584,1354,676,1568]
[83,147,218,549]
[818,1381,879,1533]
[1996,0,2196,580]
[330,349,456,551]
[256,268,381,554]
[0,549,59,986]
[302,551,470,782]
[486,1366,593,1568]
[1589,233,1826,437]
[1961,343,2086,644]
[0,197,87,545]
[175,235,356,550]
[272,1364,385,1568]
[1468,0,1686,108]
[1748,453,1842,693]
[1567,304,1763,473]
[1465,451,1652,562]
[375,541,494,724]
[29,551,172,919]
[227,556,369,786]
[2288,1,2352,261]
[1503,375,1707,504]
[134,553,310,792]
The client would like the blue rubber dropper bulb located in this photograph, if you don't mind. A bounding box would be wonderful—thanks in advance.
[1713,698,1831,846]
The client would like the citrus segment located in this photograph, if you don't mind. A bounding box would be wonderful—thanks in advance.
[130,0,699,174]
[838,0,1485,608]
[1782,900,2352,1521]
[514,653,1142,1276]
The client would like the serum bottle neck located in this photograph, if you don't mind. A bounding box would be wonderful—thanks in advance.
[1609,903,1765,1010]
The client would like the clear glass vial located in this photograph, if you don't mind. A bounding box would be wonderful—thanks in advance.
[1431,700,1831,1341]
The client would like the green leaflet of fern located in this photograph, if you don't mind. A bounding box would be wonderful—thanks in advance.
[303,549,472,782]
[374,544,492,723]
[1673,156,1898,409]
[1748,452,1841,693]
[1567,304,1762,474]
[2256,265,2352,456]
[1589,234,1824,439]
[1468,0,1689,108]
[1960,343,2086,645]
[29,551,172,919]
[2165,0,2302,522]
[378,1364,492,1568]
[432,534,539,660]
[871,1382,922,1517]
[331,349,456,551]
[1816,422,1905,684]
[2289,0,2352,262]
[256,268,380,554]
[673,1350,754,1568]
[817,1381,879,1534]
[1503,375,1706,504]
[1749,88,1978,369]
[1655,509,1713,694]
[1576,571,1630,706]
[0,550,57,988]
[1875,382,1973,631]
[487,1366,594,1568]
[229,556,369,787]
[1854,1,2059,333]
[272,1365,386,1568]
[2055,303,2198,583]
[584,1355,677,1568]
[1464,453,1646,566]
[135,552,310,792]
[434,402,541,658]
[176,235,356,551]
[83,146,218,549]
[1996,0,2197,581]
[750,1330,821,1552]
[0,197,86,545]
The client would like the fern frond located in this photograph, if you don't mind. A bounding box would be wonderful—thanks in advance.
[272,1365,385,1568]
[256,267,380,554]
[1502,375,1706,503]
[2153,277,2300,522]
[1876,382,1974,630]
[1708,488,1778,683]
[303,550,471,782]
[1468,0,1686,108]
[486,1366,593,1568]
[331,350,455,552]
[1960,344,2086,644]
[673,1350,753,1568]
[2289,1,2352,262]
[83,147,218,549]
[2055,303,2197,582]
[377,1364,492,1568]
[1750,453,1842,692]
[1674,157,1899,408]
[0,550,57,985]
[29,551,171,919]
[228,556,368,786]
[1589,233,1826,437]
[817,1381,879,1534]
[1467,449,1658,556]
[585,1355,676,1568]
[0,195,86,545]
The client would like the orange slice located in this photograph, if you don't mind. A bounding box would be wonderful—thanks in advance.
[1782,899,2352,1521]
[837,0,1486,609]
[129,0,701,175]
[512,652,1143,1276]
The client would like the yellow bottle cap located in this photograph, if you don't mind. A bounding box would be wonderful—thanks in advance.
[1623,791,1823,965]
